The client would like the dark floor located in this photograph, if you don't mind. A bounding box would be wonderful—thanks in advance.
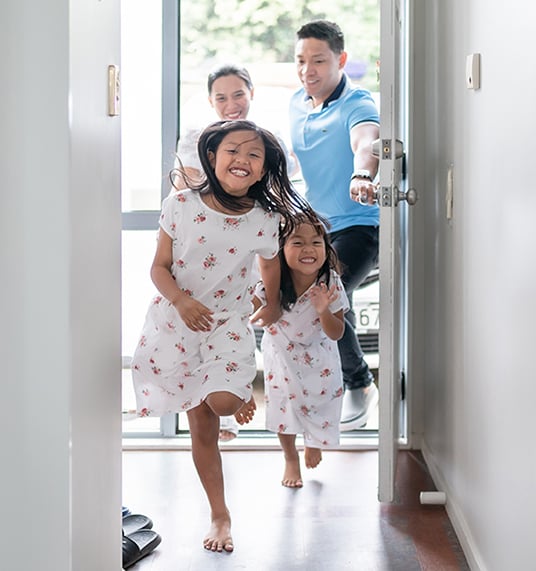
[122,449,469,570]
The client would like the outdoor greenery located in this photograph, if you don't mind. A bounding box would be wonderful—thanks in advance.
[181,0,380,90]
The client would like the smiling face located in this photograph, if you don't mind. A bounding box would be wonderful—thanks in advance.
[283,222,327,281]
[294,37,347,107]
[208,130,266,198]
[208,74,254,120]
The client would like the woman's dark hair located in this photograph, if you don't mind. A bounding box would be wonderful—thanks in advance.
[207,64,253,94]
[180,119,318,235]
[279,213,341,311]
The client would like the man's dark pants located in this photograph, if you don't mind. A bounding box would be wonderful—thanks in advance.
[329,224,379,390]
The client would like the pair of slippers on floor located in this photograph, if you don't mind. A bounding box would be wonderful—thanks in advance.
[122,513,162,569]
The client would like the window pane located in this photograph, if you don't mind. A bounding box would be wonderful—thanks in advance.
[121,230,161,434]
[120,0,163,212]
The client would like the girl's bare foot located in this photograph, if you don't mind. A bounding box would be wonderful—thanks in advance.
[219,416,239,441]
[304,446,322,469]
[234,396,256,425]
[203,514,234,553]
[282,457,303,488]
[218,429,237,442]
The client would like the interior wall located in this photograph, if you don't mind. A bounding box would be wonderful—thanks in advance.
[412,1,536,569]
[0,1,122,569]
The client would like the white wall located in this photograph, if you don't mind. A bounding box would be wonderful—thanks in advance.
[0,1,122,570]
[412,1,536,569]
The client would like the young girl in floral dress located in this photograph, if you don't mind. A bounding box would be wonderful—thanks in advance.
[254,214,349,488]
[131,120,317,553]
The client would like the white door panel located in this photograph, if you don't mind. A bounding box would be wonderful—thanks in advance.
[378,0,413,503]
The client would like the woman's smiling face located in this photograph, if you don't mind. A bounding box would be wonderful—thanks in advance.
[209,130,266,198]
[208,74,254,121]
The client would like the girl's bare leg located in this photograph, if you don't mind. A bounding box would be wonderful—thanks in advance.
[304,446,322,469]
[187,402,234,552]
[278,433,303,488]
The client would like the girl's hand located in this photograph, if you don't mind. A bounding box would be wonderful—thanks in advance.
[250,302,281,328]
[310,283,339,315]
[173,296,214,332]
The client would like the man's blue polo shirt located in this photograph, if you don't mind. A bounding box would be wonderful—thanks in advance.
[289,75,380,232]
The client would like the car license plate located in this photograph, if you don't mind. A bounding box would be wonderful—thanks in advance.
[355,302,379,331]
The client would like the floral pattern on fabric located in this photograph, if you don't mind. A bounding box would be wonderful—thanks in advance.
[132,190,280,416]
[256,270,349,448]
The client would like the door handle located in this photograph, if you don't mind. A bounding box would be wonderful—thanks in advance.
[378,186,418,207]
[396,187,418,206]
[373,138,417,206]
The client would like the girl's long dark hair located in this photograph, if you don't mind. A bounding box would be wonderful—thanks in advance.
[175,120,318,235]
[279,213,341,311]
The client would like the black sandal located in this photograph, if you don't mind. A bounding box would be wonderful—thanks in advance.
[122,529,162,568]
[122,513,153,536]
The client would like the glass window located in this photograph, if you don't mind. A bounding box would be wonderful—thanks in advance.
[120,0,163,213]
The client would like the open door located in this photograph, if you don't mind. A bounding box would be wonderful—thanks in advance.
[378,0,416,502]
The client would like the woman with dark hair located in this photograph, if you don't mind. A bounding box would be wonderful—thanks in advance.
[174,63,296,191]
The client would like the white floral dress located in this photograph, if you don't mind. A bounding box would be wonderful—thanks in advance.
[257,271,349,448]
[132,190,280,417]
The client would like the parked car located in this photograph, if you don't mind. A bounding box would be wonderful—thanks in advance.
[352,267,379,370]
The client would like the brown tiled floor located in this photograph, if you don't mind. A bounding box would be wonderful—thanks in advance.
[122,449,468,570]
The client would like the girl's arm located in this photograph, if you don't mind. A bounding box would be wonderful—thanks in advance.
[151,228,213,332]
[250,255,281,327]
[310,283,345,341]
[319,308,345,341]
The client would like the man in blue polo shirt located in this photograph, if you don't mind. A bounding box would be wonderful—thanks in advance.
[289,20,380,430]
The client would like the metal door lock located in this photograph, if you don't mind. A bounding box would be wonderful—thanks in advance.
[372,138,404,160]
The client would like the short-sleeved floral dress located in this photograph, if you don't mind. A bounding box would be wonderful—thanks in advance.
[132,190,280,417]
[257,271,349,448]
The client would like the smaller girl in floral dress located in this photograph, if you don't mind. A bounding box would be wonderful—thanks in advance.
[253,214,349,488]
